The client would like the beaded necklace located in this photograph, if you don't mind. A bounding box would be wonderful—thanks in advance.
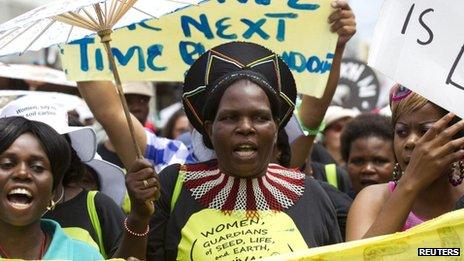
[182,161,306,217]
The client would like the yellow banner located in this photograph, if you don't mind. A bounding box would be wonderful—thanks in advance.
[61,0,337,98]
[0,257,127,261]
[265,209,464,260]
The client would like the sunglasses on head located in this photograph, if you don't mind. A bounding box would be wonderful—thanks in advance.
[390,85,412,103]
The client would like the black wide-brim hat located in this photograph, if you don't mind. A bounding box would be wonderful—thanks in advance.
[182,41,297,137]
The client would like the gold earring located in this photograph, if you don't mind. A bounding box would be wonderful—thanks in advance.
[46,199,56,211]
[392,163,403,181]
[449,161,464,186]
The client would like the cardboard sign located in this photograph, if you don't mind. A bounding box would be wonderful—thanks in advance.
[368,0,464,118]
[61,0,338,98]
[332,58,380,112]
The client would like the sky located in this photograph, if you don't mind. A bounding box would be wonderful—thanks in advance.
[350,0,384,43]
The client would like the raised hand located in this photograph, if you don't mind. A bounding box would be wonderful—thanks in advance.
[401,113,464,191]
[329,0,356,47]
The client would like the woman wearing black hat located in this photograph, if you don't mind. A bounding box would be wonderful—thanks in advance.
[77,1,356,259]
[148,37,344,259]
[148,4,355,260]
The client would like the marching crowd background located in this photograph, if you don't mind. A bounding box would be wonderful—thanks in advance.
[1,0,464,260]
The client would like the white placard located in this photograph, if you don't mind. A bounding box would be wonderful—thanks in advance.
[368,0,464,118]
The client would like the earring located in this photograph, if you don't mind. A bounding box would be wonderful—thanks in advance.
[46,199,56,211]
[392,163,403,181]
[449,161,464,186]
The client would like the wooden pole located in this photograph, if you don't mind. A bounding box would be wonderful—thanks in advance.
[98,29,143,159]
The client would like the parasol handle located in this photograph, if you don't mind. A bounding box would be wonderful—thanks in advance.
[98,29,143,160]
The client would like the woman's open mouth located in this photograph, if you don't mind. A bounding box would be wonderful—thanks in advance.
[6,187,33,210]
[233,144,257,159]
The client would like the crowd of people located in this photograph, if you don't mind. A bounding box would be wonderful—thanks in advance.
[1,0,464,260]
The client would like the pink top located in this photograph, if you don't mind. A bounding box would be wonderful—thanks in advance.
[387,181,427,231]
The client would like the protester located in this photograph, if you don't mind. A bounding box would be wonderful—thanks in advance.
[0,116,103,260]
[123,81,156,130]
[146,1,356,254]
[67,115,126,206]
[76,1,355,259]
[304,155,353,195]
[340,113,394,196]
[1,95,159,260]
[346,85,464,240]
[42,154,127,258]
[162,109,191,140]
[97,81,158,168]
[79,81,191,173]
[2,97,125,203]
[148,40,342,260]
[320,106,358,165]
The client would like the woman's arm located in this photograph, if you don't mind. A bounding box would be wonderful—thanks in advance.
[291,0,356,167]
[113,159,160,259]
[77,81,147,170]
[345,183,415,240]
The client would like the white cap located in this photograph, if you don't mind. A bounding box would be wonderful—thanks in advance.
[323,106,359,129]
[85,153,126,206]
[122,82,154,97]
[0,94,97,162]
